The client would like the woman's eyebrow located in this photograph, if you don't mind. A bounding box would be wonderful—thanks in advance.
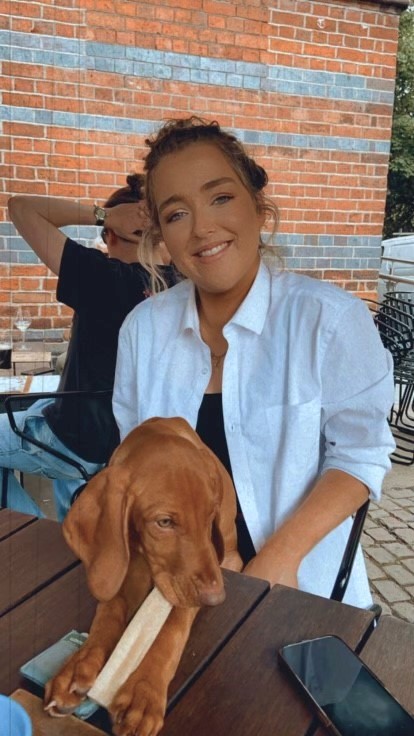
[202,176,235,191]
[158,194,181,214]
[159,177,235,214]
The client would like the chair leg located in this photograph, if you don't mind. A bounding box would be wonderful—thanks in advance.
[368,603,383,624]
[355,603,383,654]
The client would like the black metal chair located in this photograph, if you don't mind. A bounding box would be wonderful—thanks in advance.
[382,297,414,465]
[1,390,114,509]
[329,499,382,644]
[364,297,414,466]
[363,298,414,367]
[329,499,370,602]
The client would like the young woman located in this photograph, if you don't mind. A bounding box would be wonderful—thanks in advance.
[113,118,395,607]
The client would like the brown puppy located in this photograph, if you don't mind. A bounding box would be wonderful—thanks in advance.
[45,417,242,736]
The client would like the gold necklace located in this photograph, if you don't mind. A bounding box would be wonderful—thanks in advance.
[211,350,227,369]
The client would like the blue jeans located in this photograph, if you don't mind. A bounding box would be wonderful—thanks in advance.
[0,399,104,521]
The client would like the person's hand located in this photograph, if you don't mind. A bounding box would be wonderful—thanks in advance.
[105,201,150,242]
[242,538,300,589]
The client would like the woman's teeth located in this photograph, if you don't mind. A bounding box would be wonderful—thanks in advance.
[198,242,228,257]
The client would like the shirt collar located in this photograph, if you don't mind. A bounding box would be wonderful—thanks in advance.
[229,259,272,335]
[180,281,200,335]
[179,259,273,337]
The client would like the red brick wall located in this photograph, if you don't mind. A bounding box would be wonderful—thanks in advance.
[0,0,408,339]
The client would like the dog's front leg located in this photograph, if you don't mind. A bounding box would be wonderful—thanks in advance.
[45,594,130,716]
[110,606,199,736]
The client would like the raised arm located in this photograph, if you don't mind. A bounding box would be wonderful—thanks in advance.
[8,195,148,276]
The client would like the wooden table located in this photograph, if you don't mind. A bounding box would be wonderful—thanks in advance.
[161,585,377,736]
[11,349,52,375]
[360,614,414,718]
[1,510,413,736]
[0,510,268,733]
[0,374,59,398]
[160,590,414,736]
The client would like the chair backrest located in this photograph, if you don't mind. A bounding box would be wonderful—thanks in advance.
[363,298,414,367]
[381,295,414,316]
[329,500,370,602]
[4,389,114,483]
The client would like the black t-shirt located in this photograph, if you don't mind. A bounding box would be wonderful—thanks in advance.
[43,238,176,462]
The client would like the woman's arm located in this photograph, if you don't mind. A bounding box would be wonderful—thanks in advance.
[244,298,394,589]
[243,468,368,587]
[8,195,147,276]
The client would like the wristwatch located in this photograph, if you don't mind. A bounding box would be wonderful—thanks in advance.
[93,204,107,226]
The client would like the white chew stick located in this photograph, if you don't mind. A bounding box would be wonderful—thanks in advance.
[88,587,173,708]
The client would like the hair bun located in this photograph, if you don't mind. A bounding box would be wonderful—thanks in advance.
[126,173,144,197]
[104,173,145,208]
[246,158,268,190]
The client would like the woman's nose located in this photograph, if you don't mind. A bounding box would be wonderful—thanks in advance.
[191,208,215,238]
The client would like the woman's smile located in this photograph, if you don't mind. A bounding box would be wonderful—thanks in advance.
[195,240,232,259]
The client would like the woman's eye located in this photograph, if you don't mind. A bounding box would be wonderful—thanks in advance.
[213,194,233,205]
[156,518,173,529]
[166,210,186,223]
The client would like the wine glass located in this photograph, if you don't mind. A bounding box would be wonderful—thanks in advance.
[14,307,31,350]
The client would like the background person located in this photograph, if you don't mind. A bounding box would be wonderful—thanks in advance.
[113,118,395,608]
[2,174,175,520]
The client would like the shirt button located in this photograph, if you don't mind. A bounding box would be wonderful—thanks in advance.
[202,367,209,375]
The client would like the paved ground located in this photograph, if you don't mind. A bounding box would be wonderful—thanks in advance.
[24,459,414,620]
[363,462,414,622]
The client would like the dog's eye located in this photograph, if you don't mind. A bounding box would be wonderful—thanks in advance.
[156,517,173,529]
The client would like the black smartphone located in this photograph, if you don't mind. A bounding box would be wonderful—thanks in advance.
[278,635,414,736]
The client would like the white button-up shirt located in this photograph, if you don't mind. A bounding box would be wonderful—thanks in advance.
[113,261,395,608]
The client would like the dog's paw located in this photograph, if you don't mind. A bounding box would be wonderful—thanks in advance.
[110,678,166,736]
[44,646,106,716]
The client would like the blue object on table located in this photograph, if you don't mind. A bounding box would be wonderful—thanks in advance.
[0,694,32,736]
[20,630,99,720]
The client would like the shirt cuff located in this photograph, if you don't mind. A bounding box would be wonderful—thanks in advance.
[321,459,392,503]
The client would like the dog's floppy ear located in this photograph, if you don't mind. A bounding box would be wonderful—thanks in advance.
[212,517,225,564]
[62,466,134,602]
[206,450,241,567]
[166,417,205,447]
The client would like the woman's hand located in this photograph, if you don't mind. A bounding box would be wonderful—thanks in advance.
[242,539,300,589]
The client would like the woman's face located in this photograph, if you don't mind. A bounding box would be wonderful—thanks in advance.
[151,142,265,301]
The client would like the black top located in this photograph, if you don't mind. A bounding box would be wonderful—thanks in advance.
[196,393,256,565]
[43,238,176,462]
